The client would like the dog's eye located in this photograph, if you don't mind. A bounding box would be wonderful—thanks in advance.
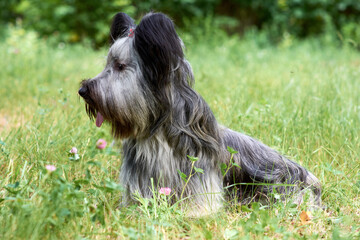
[117,63,125,71]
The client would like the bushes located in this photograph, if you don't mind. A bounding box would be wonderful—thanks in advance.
[1,0,360,47]
[1,0,136,47]
[216,0,360,44]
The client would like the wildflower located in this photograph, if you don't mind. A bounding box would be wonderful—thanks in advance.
[159,187,171,196]
[69,147,80,161]
[69,147,78,154]
[45,164,56,172]
[96,139,107,149]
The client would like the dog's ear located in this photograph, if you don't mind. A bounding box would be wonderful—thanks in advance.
[134,12,184,86]
[110,12,135,44]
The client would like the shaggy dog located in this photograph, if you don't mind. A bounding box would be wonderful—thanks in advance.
[79,12,321,215]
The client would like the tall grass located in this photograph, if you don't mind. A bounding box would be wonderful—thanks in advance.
[0,27,359,239]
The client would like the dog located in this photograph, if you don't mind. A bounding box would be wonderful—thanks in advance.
[79,12,321,215]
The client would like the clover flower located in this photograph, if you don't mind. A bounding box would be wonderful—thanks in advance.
[69,147,80,161]
[69,147,78,154]
[159,187,171,196]
[96,139,107,149]
[45,164,56,172]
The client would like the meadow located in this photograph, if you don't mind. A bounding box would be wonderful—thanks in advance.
[0,27,359,239]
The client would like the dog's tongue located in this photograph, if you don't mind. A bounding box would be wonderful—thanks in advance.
[96,112,104,127]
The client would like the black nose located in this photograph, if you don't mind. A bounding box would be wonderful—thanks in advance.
[78,87,88,97]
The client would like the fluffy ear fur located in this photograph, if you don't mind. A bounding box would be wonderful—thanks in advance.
[109,12,135,44]
[134,12,184,88]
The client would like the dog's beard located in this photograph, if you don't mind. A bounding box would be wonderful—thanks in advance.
[81,83,105,129]
[84,100,136,138]
[84,100,106,127]
[85,102,104,128]
[85,103,96,121]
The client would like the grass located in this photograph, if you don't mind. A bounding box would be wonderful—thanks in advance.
[0,27,359,239]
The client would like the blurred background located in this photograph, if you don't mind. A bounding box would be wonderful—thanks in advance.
[1,0,360,49]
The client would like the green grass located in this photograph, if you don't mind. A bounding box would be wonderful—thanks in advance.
[0,28,359,239]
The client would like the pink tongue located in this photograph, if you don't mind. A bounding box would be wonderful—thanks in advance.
[96,112,104,127]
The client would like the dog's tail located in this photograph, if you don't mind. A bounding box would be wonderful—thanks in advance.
[221,127,322,207]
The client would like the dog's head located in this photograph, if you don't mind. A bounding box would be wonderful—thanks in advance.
[79,12,193,139]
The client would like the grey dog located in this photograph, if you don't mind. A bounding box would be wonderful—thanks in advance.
[79,12,321,215]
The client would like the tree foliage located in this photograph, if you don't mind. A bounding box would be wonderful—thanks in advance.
[1,0,360,47]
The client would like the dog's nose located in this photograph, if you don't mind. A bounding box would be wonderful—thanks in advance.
[78,87,88,97]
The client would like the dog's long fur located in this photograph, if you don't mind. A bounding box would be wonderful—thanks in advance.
[79,12,321,215]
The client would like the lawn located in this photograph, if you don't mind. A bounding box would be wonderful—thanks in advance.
[0,27,359,239]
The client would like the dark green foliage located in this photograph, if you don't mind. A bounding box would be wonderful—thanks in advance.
[2,0,135,47]
[0,0,20,23]
[1,0,360,47]
[217,0,360,44]
[0,0,21,36]
[132,0,220,25]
